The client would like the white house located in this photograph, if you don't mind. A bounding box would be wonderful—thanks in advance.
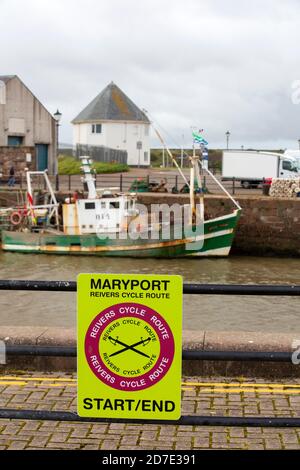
[72,82,150,166]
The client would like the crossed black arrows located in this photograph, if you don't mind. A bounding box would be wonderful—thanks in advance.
[108,336,151,359]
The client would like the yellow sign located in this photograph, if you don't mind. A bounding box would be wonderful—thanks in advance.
[77,273,183,420]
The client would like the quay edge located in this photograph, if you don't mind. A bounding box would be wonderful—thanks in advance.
[0,327,299,378]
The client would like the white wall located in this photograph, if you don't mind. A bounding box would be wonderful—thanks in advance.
[73,121,150,166]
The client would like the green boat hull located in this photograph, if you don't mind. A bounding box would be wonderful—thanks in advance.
[1,210,240,258]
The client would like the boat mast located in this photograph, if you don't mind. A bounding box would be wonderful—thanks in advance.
[26,170,59,226]
[80,156,97,199]
[151,122,204,225]
[152,125,190,187]
[193,146,205,223]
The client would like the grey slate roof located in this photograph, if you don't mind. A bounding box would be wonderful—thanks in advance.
[0,75,16,84]
[72,82,150,124]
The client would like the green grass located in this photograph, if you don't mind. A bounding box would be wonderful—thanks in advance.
[58,155,129,175]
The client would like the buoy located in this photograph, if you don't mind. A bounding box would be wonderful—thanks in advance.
[10,211,22,226]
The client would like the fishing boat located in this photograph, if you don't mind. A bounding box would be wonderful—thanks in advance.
[1,138,241,257]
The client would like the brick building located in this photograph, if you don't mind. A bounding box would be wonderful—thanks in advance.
[0,75,57,176]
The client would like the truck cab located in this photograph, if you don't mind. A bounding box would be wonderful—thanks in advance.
[279,156,298,178]
[283,150,300,172]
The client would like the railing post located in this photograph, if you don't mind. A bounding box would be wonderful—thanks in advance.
[175,175,178,192]
[232,177,235,195]
[120,173,123,192]
[68,175,71,191]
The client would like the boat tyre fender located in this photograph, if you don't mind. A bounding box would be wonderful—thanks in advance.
[10,211,22,226]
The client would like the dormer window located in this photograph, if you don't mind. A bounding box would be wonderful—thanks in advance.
[91,124,102,134]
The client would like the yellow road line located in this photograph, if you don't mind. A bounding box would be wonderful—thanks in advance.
[0,381,75,387]
[1,377,300,395]
[182,381,300,389]
[0,376,76,382]
[0,381,27,386]
[2,377,299,388]
[198,388,300,395]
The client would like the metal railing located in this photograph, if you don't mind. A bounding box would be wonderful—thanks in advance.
[0,280,299,428]
[0,173,264,196]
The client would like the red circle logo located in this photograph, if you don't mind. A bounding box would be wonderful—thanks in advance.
[84,303,175,391]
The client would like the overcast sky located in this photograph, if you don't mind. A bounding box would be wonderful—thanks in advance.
[1,0,300,149]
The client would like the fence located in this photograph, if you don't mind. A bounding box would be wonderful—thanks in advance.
[0,280,299,427]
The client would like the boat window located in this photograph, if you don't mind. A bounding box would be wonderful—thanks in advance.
[70,243,81,246]
[45,242,56,246]
[89,225,93,229]
[85,202,95,210]
[101,201,106,208]
[110,201,120,209]
[82,225,86,229]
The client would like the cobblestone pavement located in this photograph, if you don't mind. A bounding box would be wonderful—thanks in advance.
[0,373,299,450]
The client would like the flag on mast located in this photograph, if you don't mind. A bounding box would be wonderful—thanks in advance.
[192,131,208,146]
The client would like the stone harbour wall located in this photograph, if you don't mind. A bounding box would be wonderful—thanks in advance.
[137,193,300,256]
[0,146,36,175]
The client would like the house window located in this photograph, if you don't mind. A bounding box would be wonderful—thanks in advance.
[145,125,149,136]
[85,202,95,210]
[92,124,102,134]
[8,136,23,146]
[144,151,148,162]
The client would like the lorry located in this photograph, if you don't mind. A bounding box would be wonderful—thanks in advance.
[222,150,299,188]
[284,149,300,171]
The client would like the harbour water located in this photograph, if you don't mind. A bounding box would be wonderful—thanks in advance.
[0,252,299,333]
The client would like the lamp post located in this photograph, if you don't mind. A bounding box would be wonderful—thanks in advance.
[225,131,230,150]
[54,109,62,175]
[298,139,300,150]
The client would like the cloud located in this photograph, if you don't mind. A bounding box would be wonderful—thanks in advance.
[1,0,300,149]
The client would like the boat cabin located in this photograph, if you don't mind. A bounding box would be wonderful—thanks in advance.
[63,192,138,235]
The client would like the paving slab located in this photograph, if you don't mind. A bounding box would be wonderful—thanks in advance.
[0,372,299,450]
